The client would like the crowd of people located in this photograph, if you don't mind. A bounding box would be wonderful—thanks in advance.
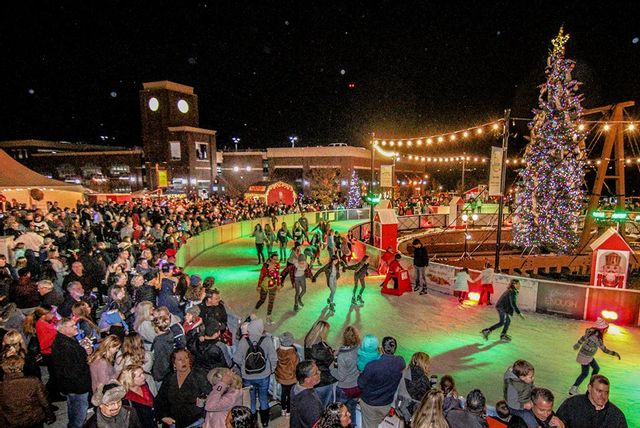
[0,194,630,428]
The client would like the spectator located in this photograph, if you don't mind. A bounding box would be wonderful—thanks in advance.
[504,360,535,418]
[316,402,352,428]
[113,333,155,393]
[275,331,299,416]
[232,316,277,427]
[72,301,100,346]
[330,326,361,426]
[88,334,122,392]
[0,286,25,335]
[0,355,54,427]
[10,267,40,309]
[557,374,628,428]
[290,360,324,428]
[52,317,92,428]
[357,336,405,428]
[119,364,156,428]
[204,368,243,428]
[58,281,86,318]
[226,406,259,428]
[85,380,142,428]
[440,375,462,416]
[446,389,487,428]
[151,310,176,383]
[62,261,89,292]
[411,389,448,428]
[155,349,211,428]
[0,329,41,380]
[199,288,228,338]
[487,400,524,427]
[24,306,60,399]
[356,334,380,371]
[130,274,155,307]
[396,351,432,423]
[412,239,429,294]
[133,301,156,348]
[37,279,63,307]
[304,320,338,406]
[193,327,231,372]
[510,387,565,428]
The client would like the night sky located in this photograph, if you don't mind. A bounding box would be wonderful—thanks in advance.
[2,1,640,157]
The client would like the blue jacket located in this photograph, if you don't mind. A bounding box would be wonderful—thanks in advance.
[357,354,405,406]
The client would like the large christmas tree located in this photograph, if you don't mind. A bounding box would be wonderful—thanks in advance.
[513,28,587,254]
[347,170,361,208]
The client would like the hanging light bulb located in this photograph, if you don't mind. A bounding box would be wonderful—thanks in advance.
[463,131,469,138]
[417,139,423,145]
[397,140,403,147]
[407,140,413,147]
[603,124,610,131]
[389,140,395,146]
[437,136,444,143]
[628,123,636,131]
[427,138,433,145]
[381,140,387,146]
[476,128,483,134]
[450,134,457,141]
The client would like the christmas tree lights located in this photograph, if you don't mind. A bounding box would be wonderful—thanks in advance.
[347,170,362,208]
[513,27,587,254]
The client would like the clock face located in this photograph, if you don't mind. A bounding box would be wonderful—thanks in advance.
[148,97,159,111]
[177,99,189,113]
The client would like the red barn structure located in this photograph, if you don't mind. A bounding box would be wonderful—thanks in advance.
[244,181,296,205]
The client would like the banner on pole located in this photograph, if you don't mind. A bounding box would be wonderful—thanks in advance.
[380,165,393,188]
[488,146,503,196]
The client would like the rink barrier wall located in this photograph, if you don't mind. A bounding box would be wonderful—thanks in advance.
[177,208,640,327]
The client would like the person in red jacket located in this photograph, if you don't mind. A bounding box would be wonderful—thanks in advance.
[24,306,62,401]
[380,254,404,289]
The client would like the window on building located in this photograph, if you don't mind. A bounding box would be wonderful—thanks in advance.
[81,165,103,178]
[109,164,130,176]
[56,164,76,179]
[170,141,181,160]
[196,142,208,160]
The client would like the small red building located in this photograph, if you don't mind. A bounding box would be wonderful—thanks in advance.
[373,208,398,252]
[244,181,296,205]
[590,227,632,289]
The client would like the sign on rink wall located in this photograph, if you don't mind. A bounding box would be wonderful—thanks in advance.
[425,262,457,294]
[536,280,587,319]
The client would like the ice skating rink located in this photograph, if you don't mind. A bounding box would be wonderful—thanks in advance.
[185,220,640,426]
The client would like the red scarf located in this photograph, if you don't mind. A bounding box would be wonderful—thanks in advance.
[124,383,154,407]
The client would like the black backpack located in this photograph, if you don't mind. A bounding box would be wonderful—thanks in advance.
[244,336,267,374]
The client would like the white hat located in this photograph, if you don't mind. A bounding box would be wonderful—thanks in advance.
[594,317,609,330]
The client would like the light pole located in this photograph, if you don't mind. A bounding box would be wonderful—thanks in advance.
[494,109,511,272]
[232,137,240,151]
[289,135,299,148]
[461,213,478,259]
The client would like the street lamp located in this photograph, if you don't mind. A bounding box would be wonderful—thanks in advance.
[364,192,381,245]
[461,213,478,259]
[289,135,299,147]
[232,137,240,151]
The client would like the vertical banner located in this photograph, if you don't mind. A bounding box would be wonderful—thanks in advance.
[380,164,393,188]
[157,170,168,188]
[488,146,504,196]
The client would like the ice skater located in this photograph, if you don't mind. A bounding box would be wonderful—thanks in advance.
[344,255,369,306]
[312,255,345,313]
[481,279,524,342]
[293,254,313,312]
[276,222,291,261]
[252,223,266,264]
[380,253,404,289]
[255,253,282,324]
[568,317,621,396]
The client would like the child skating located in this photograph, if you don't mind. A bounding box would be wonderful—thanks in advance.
[568,317,621,396]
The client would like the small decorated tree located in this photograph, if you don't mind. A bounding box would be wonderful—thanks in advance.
[346,170,361,208]
[513,27,587,254]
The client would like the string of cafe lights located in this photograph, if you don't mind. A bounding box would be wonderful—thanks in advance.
[381,154,640,166]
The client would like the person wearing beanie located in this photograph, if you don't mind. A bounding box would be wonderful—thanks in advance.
[357,334,381,371]
[568,318,621,396]
[85,380,142,428]
[357,335,405,428]
[275,331,300,416]
[412,239,429,294]
[255,253,282,324]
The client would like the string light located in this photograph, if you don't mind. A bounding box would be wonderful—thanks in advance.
[603,123,610,131]
[628,123,635,131]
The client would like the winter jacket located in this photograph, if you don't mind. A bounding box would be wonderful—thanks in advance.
[446,408,488,428]
[0,372,52,428]
[395,365,431,422]
[413,246,429,267]
[122,384,155,428]
[155,369,211,428]
[329,345,360,389]
[305,341,337,387]
[198,301,228,336]
[503,367,534,410]
[556,393,628,428]
[574,327,618,365]
[312,261,345,284]
[357,354,405,406]
[344,259,369,280]
[453,271,471,292]
[51,333,92,394]
[0,303,25,334]
[232,318,277,380]
[194,339,230,371]
[157,278,183,320]
[290,385,324,428]
[203,382,243,428]
[83,405,142,428]
[9,278,40,309]
[40,289,64,307]
[275,346,299,385]
[151,330,175,382]
[35,318,57,355]
[496,288,521,316]
[357,336,380,371]
[131,283,156,306]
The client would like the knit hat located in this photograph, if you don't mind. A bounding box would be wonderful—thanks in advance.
[280,332,294,347]
[298,254,306,262]
[190,274,202,286]
[382,336,397,355]
[594,317,609,330]
[91,380,127,406]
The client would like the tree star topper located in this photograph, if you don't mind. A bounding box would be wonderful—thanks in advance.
[551,26,570,56]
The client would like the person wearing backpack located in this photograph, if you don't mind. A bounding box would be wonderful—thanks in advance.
[232,316,277,428]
